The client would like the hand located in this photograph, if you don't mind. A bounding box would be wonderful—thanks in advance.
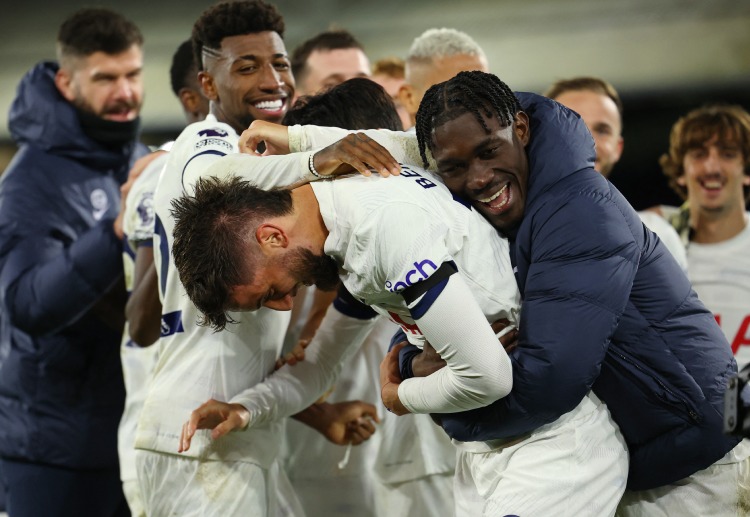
[275,339,310,370]
[411,341,446,377]
[320,401,379,445]
[114,150,166,240]
[491,318,519,353]
[313,133,401,178]
[238,120,290,156]
[379,342,410,415]
[178,398,250,453]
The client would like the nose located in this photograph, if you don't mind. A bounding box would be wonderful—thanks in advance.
[258,64,284,91]
[466,161,494,192]
[703,148,722,173]
[264,294,294,311]
[113,76,134,100]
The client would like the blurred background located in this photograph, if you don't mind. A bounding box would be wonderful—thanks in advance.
[1,0,749,209]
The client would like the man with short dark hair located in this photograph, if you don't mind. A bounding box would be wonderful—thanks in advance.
[134,3,375,516]
[0,7,147,517]
[291,30,370,98]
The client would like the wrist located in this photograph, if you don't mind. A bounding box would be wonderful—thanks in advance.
[308,151,335,180]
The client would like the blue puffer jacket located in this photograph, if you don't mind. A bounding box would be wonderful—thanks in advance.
[0,62,146,469]
[408,92,740,490]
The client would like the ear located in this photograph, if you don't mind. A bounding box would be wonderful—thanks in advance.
[743,174,750,186]
[255,223,289,253]
[614,136,624,163]
[514,111,531,147]
[54,68,76,102]
[179,88,201,115]
[198,71,217,101]
[397,83,418,126]
[676,175,687,186]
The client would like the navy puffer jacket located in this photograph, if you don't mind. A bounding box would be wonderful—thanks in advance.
[0,61,147,468]
[422,92,739,490]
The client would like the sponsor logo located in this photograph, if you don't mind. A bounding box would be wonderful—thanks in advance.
[198,128,228,138]
[385,259,438,293]
[161,310,185,337]
[195,138,234,152]
[136,192,154,227]
[91,188,109,220]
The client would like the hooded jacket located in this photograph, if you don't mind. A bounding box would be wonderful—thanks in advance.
[0,61,146,468]
[408,92,739,490]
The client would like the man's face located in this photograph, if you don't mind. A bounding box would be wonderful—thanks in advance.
[57,44,143,121]
[297,47,371,96]
[228,246,339,312]
[553,89,623,177]
[681,133,749,214]
[201,31,294,130]
[431,110,530,233]
[402,53,488,125]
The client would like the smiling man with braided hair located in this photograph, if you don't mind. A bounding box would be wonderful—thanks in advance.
[232,70,750,515]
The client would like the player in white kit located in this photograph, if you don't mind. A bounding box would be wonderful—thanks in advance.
[134,3,377,516]
[171,123,629,515]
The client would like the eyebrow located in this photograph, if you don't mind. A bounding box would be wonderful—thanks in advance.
[236,52,288,62]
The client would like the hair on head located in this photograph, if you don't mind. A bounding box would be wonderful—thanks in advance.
[192,0,285,71]
[57,8,143,63]
[415,70,521,168]
[291,29,364,81]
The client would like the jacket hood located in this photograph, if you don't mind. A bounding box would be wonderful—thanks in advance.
[516,92,596,207]
[8,61,138,171]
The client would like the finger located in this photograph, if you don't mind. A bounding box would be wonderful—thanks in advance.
[178,421,186,453]
[340,136,399,177]
[356,416,377,435]
[351,133,401,176]
[274,357,286,370]
[180,421,192,453]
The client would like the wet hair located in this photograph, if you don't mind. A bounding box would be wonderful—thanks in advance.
[56,8,142,65]
[171,176,294,330]
[406,28,486,66]
[544,76,623,119]
[415,70,521,168]
[170,39,199,96]
[192,0,285,71]
[282,77,402,132]
[291,30,365,82]
[660,104,750,202]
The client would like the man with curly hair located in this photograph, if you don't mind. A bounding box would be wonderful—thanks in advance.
[660,105,750,368]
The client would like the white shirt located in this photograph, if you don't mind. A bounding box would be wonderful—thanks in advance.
[206,132,519,422]
[135,116,292,467]
[637,210,688,272]
[687,214,750,368]
[118,153,163,482]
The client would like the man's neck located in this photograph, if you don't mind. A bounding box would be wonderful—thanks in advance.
[690,204,747,244]
[289,184,328,252]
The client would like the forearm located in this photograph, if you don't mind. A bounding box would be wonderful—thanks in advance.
[231,307,377,427]
[125,257,161,346]
[5,218,124,335]
[288,125,429,167]
[199,151,315,191]
[398,274,513,414]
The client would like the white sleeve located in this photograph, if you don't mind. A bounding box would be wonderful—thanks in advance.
[398,272,513,414]
[288,125,433,170]
[200,151,318,191]
[230,306,378,428]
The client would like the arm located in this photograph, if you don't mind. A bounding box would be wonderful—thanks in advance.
[125,247,161,346]
[381,271,513,415]
[178,304,379,450]
[439,193,641,441]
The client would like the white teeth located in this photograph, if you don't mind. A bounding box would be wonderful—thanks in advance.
[478,184,507,203]
[254,99,283,110]
[703,180,722,189]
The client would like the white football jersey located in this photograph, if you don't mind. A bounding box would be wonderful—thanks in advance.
[687,215,750,368]
[135,116,291,467]
[310,166,520,343]
[118,154,163,483]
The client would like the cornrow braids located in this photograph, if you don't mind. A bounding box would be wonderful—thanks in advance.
[416,71,521,168]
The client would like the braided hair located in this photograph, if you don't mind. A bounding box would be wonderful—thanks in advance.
[415,71,521,168]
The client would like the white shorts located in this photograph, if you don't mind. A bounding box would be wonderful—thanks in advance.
[617,438,750,517]
[373,471,454,517]
[122,479,146,517]
[135,450,304,517]
[454,392,629,517]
